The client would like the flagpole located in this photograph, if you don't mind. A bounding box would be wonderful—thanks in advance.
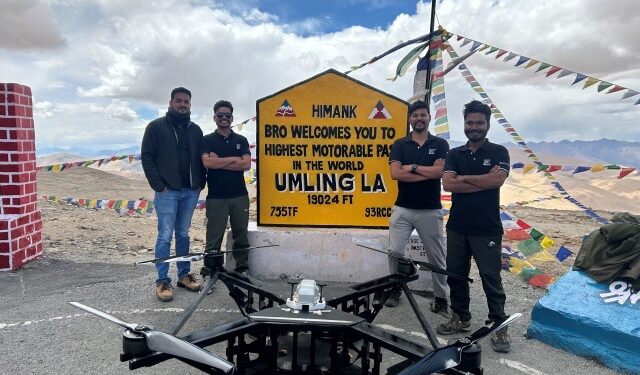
[424,0,437,105]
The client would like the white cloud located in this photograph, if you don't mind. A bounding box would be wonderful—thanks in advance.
[103,99,139,121]
[0,0,66,50]
[242,8,278,23]
[33,100,146,149]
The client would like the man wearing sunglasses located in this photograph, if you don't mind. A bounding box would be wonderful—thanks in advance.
[201,100,252,273]
[141,87,206,302]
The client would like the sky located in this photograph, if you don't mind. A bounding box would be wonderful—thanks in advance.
[1,0,639,155]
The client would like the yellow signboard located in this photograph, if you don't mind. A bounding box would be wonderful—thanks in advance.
[256,69,408,228]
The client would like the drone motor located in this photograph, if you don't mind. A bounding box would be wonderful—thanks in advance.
[122,330,150,357]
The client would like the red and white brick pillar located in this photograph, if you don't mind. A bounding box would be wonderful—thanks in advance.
[0,83,43,271]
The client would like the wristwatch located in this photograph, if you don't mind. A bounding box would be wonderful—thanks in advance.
[411,164,418,173]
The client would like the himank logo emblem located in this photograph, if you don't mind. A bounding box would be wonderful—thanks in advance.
[275,99,296,117]
[368,100,392,119]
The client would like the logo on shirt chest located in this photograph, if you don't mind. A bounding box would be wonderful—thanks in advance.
[483,158,491,166]
[428,148,436,155]
[236,144,241,150]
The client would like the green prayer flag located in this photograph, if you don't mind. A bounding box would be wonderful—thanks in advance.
[519,267,544,281]
[529,228,544,241]
[518,239,543,256]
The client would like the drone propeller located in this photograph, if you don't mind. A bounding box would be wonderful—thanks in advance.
[397,313,522,375]
[69,302,235,374]
[135,244,279,265]
[353,243,473,283]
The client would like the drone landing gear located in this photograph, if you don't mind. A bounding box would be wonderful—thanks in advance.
[224,329,379,375]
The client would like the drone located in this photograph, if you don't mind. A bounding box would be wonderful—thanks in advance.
[70,245,521,374]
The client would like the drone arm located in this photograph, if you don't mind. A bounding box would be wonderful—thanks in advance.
[412,260,474,283]
[169,272,220,336]
[401,283,441,349]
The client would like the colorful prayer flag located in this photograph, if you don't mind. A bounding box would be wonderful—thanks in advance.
[555,246,573,262]
[540,235,555,249]
[618,168,636,179]
[518,239,543,256]
[529,228,544,241]
[516,219,531,229]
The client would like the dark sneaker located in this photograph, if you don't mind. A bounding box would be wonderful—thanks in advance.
[385,290,402,307]
[177,273,201,292]
[436,312,471,335]
[429,297,450,318]
[155,283,173,302]
[491,327,511,353]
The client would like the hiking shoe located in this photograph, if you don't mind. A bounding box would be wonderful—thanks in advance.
[177,273,201,292]
[385,290,402,307]
[491,327,511,353]
[436,312,471,335]
[429,297,450,318]
[155,283,173,302]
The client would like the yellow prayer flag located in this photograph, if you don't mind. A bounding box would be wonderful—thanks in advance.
[434,125,449,134]
[509,257,530,274]
[524,59,539,69]
[432,85,445,95]
[522,164,535,174]
[540,235,555,249]
[529,250,557,262]
[52,164,62,172]
[583,77,599,89]
[591,164,605,172]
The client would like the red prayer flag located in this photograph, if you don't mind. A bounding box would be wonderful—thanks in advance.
[618,168,636,179]
[607,85,625,94]
[547,165,562,172]
[545,66,562,77]
[516,219,531,230]
[528,274,553,288]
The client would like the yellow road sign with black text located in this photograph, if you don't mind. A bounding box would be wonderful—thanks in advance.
[256,69,408,227]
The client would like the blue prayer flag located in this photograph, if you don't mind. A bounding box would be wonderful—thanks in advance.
[555,246,573,262]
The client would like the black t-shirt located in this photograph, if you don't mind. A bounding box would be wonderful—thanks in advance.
[201,131,250,199]
[389,132,449,209]
[443,140,510,235]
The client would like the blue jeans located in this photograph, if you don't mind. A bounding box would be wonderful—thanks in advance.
[154,188,200,285]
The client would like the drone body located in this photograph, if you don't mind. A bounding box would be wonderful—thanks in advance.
[72,252,520,375]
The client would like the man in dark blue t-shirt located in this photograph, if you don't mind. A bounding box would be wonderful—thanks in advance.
[438,100,512,353]
[201,100,252,273]
[385,100,450,313]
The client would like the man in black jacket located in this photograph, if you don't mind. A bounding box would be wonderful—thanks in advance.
[141,87,206,302]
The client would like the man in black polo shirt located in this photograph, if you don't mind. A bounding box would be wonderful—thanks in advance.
[201,100,252,272]
[385,100,450,313]
[438,100,511,353]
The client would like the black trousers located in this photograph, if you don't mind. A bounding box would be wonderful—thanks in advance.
[446,228,506,323]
